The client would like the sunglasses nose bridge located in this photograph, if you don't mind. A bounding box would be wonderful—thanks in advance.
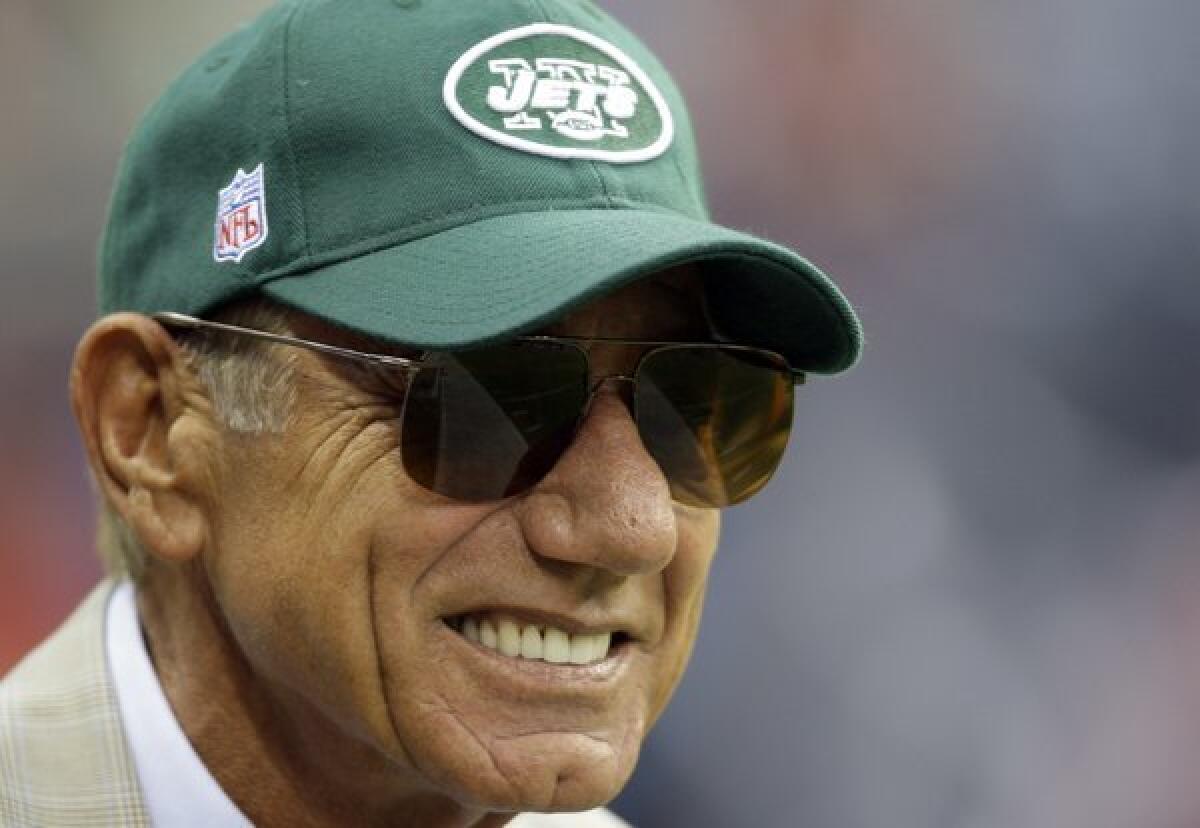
[585,374,637,416]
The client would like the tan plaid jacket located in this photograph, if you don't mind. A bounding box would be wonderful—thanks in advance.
[0,580,150,826]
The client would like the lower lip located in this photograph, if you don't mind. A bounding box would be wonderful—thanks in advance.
[437,621,634,688]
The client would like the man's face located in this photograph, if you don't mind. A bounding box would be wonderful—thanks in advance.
[196,268,721,812]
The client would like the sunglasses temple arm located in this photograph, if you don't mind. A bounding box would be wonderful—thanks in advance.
[151,311,423,370]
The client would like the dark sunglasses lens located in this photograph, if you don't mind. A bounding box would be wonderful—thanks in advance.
[400,341,588,501]
[636,347,794,507]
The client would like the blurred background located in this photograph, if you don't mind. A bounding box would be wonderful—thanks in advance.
[3,0,1199,825]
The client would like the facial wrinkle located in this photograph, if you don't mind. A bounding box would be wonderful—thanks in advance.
[413,696,559,813]
[367,539,424,776]
[407,500,521,596]
[287,401,397,494]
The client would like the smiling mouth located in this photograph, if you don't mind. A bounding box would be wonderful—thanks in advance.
[444,614,631,667]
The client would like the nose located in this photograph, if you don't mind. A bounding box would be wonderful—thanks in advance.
[516,391,677,577]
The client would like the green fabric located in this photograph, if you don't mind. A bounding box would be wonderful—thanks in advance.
[99,0,863,373]
[264,208,859,374]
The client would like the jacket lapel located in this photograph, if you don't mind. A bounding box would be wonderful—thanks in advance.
[0,580,150,826]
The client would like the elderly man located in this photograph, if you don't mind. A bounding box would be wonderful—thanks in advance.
[0,0,860,825]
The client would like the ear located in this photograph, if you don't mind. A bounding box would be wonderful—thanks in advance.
[71,313,211,564]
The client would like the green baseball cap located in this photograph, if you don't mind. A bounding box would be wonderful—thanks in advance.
[100,0,862,373]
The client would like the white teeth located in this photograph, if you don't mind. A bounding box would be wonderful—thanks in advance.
[520,625,543,660]
[497,619,521,658]
[455,614,616,666]
[569,634,593,665]
[480,619,498,649]
[543,628,570,664]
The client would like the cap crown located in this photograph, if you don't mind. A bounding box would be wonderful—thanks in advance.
[100,0,707,316]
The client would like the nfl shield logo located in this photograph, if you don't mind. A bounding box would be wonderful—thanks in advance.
[214,163,269,263]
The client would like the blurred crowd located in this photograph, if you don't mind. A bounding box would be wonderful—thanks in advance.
[3,0,1198,825]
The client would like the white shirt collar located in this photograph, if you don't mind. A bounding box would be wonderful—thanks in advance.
[105,581,628,828]
[105,581,253,827]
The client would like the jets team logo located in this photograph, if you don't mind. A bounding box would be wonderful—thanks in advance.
[214,163,268,263]
[444,24,675,163]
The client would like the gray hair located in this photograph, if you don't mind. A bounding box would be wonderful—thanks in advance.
[97,300,299,581]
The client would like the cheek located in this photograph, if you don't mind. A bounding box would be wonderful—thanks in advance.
[211,509,388,738]
[648,509,720,722]
[201,439,423,751]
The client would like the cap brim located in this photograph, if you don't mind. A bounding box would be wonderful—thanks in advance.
[261,208,862,374]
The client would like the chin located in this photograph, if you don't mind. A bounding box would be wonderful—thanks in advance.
[410,725,643,813]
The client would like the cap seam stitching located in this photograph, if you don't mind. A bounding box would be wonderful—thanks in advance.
[280,0,312,260]
[524,0,618,206]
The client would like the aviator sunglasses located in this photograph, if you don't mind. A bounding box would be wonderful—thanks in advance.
[154,312,802,508]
